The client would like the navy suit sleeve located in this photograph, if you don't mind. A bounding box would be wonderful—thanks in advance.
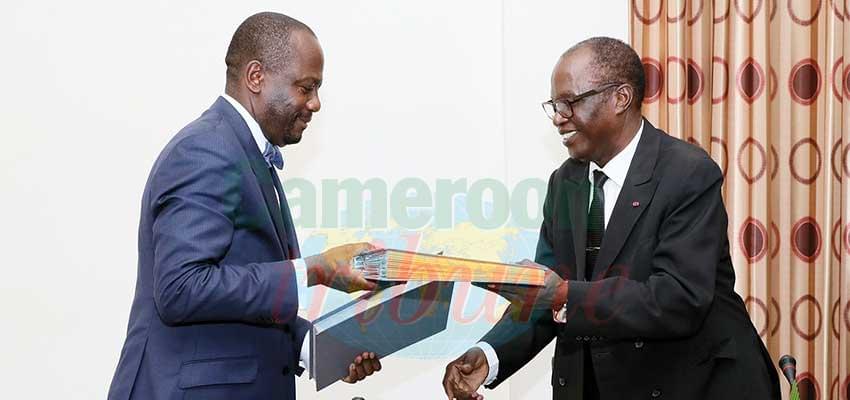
[564,156,724,339]
[292,316,311,376]
[149,132,299,326]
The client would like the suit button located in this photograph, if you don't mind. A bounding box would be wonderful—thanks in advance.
[282,366,291,375]
[558,377,566,386]
[634,341,644,349]
[651,389,661,397]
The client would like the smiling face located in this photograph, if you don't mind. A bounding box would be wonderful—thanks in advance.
[550,47,624,164]
[254,30,324,147]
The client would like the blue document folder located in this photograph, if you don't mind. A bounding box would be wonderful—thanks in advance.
[310,280,454,390]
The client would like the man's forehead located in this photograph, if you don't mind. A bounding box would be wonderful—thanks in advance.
[289,29,320,50]
[286,31,324,78]
[289,31,322,59]
[552,57,594,96]
[552,63,586,96]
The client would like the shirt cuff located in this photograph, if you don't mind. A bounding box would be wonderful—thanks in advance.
[294,257,311,379]
[299,333,311,379]
[293,258,308,299]
[475,342,499,386]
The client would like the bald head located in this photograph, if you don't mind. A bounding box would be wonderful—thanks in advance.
[225,12,316,90]
[561,37,645,109]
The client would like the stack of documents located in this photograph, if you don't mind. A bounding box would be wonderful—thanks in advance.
[309,249,544,390]
[352,249,545,286]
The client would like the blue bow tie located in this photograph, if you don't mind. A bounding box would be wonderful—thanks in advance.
[263,142,284,170]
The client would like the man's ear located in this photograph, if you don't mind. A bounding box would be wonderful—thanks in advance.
[613,84,635,115]
[245,60,263,94]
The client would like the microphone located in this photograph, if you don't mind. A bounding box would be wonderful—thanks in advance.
[778,355,797,385]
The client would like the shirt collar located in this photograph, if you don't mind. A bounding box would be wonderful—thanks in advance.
[588,119,644,188]
[221,93,272,157]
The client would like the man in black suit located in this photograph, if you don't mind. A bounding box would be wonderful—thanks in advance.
[442,37,780,400]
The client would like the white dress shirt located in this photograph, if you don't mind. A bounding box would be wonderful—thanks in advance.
[222,94,313,375]
[476,120,644,386]
[587,120,644,228]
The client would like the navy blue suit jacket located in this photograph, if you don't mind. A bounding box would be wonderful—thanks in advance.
[109,97,310,400]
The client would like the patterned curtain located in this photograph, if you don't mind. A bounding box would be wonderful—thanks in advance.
[630,1,850,399]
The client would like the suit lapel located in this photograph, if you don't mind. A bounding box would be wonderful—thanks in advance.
[260,168,291,259]
[279,193,301,258]
[212,97,289,256]
[270,169,301,258]
[593,119,661,279]
[564,160,590,281]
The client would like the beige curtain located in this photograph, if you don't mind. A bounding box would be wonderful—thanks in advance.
[631,0,850,398]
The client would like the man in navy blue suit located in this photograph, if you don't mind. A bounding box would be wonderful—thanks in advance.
[109,12,381,399]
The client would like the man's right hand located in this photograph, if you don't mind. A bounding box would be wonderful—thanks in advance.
[442,347,488,400]
[304,242,377,292]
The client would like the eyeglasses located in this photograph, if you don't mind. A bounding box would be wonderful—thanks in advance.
[541,82,623,120]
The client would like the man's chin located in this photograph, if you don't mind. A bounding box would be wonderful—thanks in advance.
[282,130,303,146]
[282,136,302,146]
[566,147,590,162]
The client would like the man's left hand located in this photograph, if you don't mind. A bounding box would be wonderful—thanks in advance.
[341,352,381,383]
[481,260,568,314]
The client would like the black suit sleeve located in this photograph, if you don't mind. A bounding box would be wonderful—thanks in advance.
[480,171,559,388]
[563,156,725,339]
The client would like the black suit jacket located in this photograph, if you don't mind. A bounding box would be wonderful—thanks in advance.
[481,120,780,399]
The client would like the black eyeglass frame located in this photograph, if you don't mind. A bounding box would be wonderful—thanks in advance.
[541,82,624,119]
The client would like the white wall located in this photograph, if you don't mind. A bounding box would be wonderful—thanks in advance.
[0,1,627,398]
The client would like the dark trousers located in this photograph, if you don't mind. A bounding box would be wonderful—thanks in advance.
[583,345,599,400]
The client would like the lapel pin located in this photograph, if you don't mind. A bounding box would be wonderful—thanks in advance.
[632,201,640,207]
